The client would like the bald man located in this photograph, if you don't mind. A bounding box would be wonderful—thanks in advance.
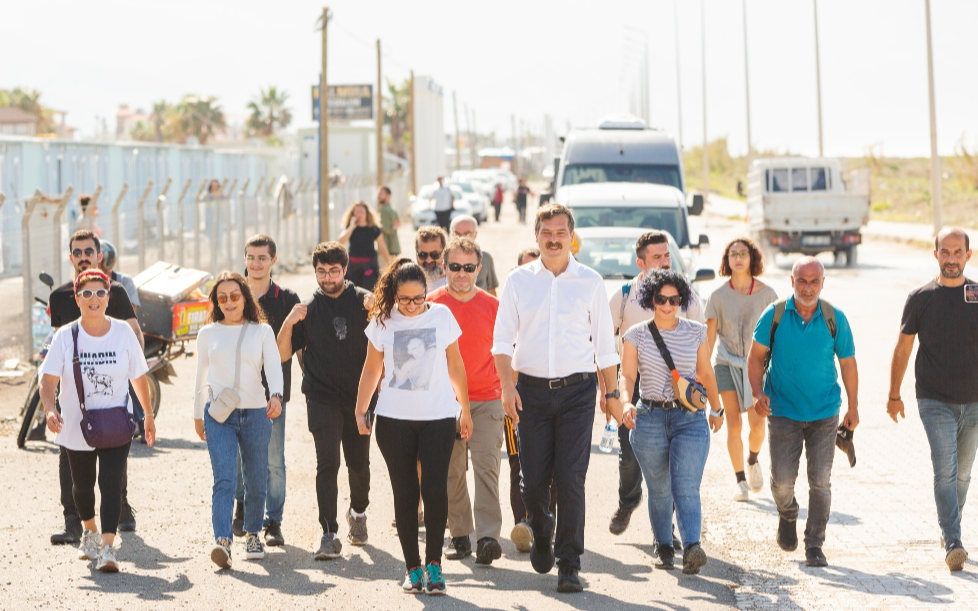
[747,257,859,568]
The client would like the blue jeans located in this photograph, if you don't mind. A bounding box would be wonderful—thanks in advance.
[629,405,710,548]
[918,399,978,549]
[235,402,287,525]
[205,407,273,542]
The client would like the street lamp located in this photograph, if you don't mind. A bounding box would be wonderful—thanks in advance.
[924,0,942,233]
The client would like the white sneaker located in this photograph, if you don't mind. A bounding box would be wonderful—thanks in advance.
[78,529,101,560]
[747,461,764,493]
[733,480,750,502]
[211,538,232,569]
[96,546,119,572]
[245,533,265,560]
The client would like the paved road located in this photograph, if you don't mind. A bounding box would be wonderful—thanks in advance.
[1,196,975,610]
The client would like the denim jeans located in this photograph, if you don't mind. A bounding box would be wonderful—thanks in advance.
[629,405,710,548]
[768,414,838,549]
[205,407,273,542]
[235,402,287,525]
[918,399,978,549]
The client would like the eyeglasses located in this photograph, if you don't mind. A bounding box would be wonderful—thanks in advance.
[447,262,478,274]
[416,250,442,261]
[71,248,96,258]
[728,251,751,260]
[653,294,683,307]
[396,295,426,305]
[76,288,109,300]
[217,293,243,304]
[245,255,272,263]
[315,267,344,279]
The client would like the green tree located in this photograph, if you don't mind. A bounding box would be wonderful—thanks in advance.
[176,95,226,144]
[246,86,292,138]
[383,78,412,160]
[0,87,55,134]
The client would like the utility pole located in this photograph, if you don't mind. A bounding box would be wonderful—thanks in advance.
[674,0,684,149]
[453,91,461,171]
[471,108,478,169]
[743,0,753,165]
[925,0,942,233]
[813,0,824,157]
[409,70,417,196]
[376,39,384,188]
[319,7,331,242]
[511,114,518,175]
[701,0,709,205]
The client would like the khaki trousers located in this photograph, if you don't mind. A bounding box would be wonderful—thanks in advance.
[447,399,505,540]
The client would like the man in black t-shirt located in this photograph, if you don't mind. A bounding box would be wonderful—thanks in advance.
[48,231,143,545]
[889,227,978,572]
[276,241,376,561]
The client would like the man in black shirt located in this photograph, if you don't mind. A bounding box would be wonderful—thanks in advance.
[277,241,376,561]
[48,230,143,545]
[889,227,978,572]
[231,235,301,546]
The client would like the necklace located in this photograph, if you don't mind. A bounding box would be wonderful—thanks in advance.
[729,277,755,295]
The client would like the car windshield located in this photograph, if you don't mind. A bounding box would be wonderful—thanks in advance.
[561,164,683,191]
[572,206,688,246]
[451,182,475,193]
[575,236,685,279]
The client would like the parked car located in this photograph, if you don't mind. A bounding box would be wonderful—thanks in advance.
[449,181,488,223]
[410,183,473,229]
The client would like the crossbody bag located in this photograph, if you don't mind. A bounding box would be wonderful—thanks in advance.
[71,322,136,449]
[207,322,250,423]
[646,320,708,412]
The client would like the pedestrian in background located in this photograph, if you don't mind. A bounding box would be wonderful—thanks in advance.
[450,214,499,296]
[430,177,455,231]
[492,183,504,222]
[193,272,283,569]
[706,237,777,502]
[514,178,533,224]
[517,248,540,267]
[378,186,402,256]
[339,201,390,291]
[887,227,978,572]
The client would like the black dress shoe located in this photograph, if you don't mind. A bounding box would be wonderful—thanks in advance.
[475,537,502,565]
[232,501,246,538]
[51,515,82,545]
[264,520,285,547]
[609,504,639,535]
[530,522,555,574]
[805,547,828,567]
[446,535,472,560]
[556,565,583,593]
[777,517,798,552]
[118,500,136,532]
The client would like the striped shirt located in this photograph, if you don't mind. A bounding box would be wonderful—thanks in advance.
[623,318,706,401]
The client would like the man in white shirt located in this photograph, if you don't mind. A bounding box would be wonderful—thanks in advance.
[493,203,622,593]
[429,176,455,231]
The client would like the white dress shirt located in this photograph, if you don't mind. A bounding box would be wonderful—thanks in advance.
[492,256,620,378]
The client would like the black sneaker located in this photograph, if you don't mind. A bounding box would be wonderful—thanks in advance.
[777,517,798,552]
[475,537,502,565]
[609,504,639,536]
[654,543,675,570]
[446,535,472,560]
[51,515,82,545]
[556,565,583,593]
[805,547,828,567]
[232,502,246,538]
[946,542,969,572]
[530,521,556,574]
[682,543,707,575]
[264,520,284,547]
[118,500,136,532]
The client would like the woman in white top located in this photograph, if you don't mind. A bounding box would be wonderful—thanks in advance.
[40,269,154,573]
[355,257,472,596]
[705,237,778,502]
[193,271,283,569]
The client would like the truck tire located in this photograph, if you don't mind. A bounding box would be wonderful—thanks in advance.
[846,246,858,268]
[834,250,846,267]
[757,232,778,266]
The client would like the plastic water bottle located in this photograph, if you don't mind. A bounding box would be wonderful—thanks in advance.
[599,422,617,453]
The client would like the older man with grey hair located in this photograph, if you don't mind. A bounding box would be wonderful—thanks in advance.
[450,214,499,296]
[747,257,859,568]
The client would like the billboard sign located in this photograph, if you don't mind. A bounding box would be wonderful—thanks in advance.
[312,84,374,122]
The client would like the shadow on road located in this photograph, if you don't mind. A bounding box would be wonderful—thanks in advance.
[79,572,193,601]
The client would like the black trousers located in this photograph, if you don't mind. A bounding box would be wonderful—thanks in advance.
[434,210,452,232]
[65,442,131,534]
[375,415,455,569]
[505,415,557,524]
[347,258,380,292]
[517,374,596,570]
[618,374,643,509]
[309,400,372,534]
[60,447,128,518]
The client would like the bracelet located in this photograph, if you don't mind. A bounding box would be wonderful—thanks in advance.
[888,396,901,401]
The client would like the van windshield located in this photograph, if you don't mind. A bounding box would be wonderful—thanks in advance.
[561,164,683,190]
[572,206,687,247]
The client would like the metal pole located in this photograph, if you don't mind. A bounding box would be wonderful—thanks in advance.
[453,91,461,171]
[377,39,384,188]
[224,179,238,272]
[813,0,824,157]
[136,181,154,272]
[51,187,73,287]
[253,177,265,239]
[194,180,207,270]
[925,0,942,234]
[112,183,129,261]
[175,179,191,268]
[674,0,684,150]
[409,70,417,196]
[238,179,250,259]
[319,7,331,242]
[701,0,709,205]
[743,0,753,165]
[155,178,172,264]
[21,192,42,361]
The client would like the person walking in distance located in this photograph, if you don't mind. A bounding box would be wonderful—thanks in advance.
[514,177,534,224]
[377,186,402,256]
[415,226,448,291]
[229,235,301,546]
[193,272,283,569]
[339,201,391,291]
[747,257,859,568]
[429,237,505,565]
[492,183,504,222]
[429,177,455,232]
[40,269,155,573]
[706,237,777,502]
[276,242,377,560]
[450,214,499,296]
[355,258,473,595]
[493,203,622,593]
[517,248,540,267]
[887,227,978,572]
[47,230,143,544]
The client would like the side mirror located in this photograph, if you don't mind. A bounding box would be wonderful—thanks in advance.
[39,272,54,288]
[698,234,710,248]
[693,268,716,283]
[689,193,704,216]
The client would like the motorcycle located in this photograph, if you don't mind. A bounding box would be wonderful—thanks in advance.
[15,272,56,448]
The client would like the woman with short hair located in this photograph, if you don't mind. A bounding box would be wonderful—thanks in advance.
[339,201,391,291]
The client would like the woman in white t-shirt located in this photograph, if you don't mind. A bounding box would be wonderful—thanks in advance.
[355,257,472,596]
[193,272,283,569]
[40,269,154,573]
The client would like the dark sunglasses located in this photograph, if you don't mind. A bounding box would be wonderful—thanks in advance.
[653,294,683,307]
[77,288,109,300]
[71,248,97,258]
[396,295,426,305]
[217,293,243,304]
[416,250,442,261]
[447,262,478,274]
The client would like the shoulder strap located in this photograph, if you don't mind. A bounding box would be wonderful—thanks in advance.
[768,298,788,352]
[71,323,87,415]
[819,299,837,338]
[646,319,678,373]
[619,282,632,326]
[233,323,250,392]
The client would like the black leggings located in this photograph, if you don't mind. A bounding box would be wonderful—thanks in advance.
[375,415,455,569]
[65,442,131,535]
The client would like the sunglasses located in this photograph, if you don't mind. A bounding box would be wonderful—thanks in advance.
[447,262,478,274]
[416,250,442,261]
[76,288,109,300]
[217,293,243,304]
[653,294,683,307]
[71,248,97,258]
[396,295,426,306]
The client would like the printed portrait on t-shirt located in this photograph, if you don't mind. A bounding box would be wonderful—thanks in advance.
[390,328,437,391]
[333,316,348,340]
[965,284,978,303]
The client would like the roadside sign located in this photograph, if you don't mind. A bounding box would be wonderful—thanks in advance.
[312,84,374,122]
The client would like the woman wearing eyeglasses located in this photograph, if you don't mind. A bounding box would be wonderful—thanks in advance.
[355,257,472,595]
[619,269,723,575]
[338,201,391,291]
[193,271,283,569]
[39,269,155,573]
[705,237,777,502]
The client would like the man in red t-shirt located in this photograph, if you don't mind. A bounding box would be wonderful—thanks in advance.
[428,237,505,566]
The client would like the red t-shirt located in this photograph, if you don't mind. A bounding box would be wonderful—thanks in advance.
[428,287,501,402]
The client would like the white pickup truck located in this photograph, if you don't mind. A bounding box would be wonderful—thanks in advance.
[746,157,870,267]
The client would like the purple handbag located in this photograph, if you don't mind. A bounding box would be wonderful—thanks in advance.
[71,323,135,449]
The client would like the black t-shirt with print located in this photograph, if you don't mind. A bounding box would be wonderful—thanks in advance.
[258,282,301,403]
[349,226,382,259]
[901,278,978,404]
[49,280,137,328]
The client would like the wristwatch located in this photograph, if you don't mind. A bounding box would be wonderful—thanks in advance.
[605,389,620,400]
[270,393,284,402]
[710,407,725,418]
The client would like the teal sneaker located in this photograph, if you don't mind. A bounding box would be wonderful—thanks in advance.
[424,561,446,595]
[402,566,425,594]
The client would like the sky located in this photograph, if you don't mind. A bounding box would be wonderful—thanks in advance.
[2,0,976,158]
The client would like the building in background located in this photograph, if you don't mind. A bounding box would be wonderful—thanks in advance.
[0,108,39,136]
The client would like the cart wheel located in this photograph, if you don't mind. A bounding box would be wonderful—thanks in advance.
[147,372,162,418]
[846,246,858,268]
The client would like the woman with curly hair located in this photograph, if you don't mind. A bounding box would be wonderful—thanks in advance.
[619,269,723,574]
[354,257,472,595]
[339,201,391,291]
[193,271,283,569]
[705,237,778,502]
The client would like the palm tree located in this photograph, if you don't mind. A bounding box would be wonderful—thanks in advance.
[151,100,169,142]
[176,95,226,144]
[384,78,411,160]
[246,86,292,138]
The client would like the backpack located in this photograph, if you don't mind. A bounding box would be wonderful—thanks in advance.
[764,298,837,372]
